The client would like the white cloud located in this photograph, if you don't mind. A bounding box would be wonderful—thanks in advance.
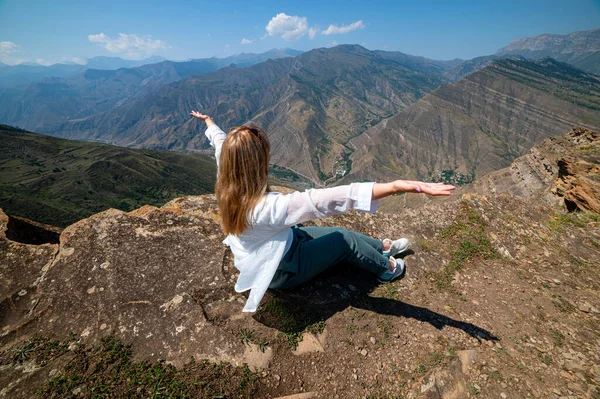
[266,13,311,41]
[260,34,268,40]
[240,38,253,45]
[331,40,338,46]
[225,44,230,48]
[88,33,110,43]
[34,58,53,66]
[88,32,167,59]
[70,57,88,65]
[308,27,318,39]
[322,20,365,35]
[0,41,23,65]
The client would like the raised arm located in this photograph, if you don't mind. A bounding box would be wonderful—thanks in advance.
[190,111,226,167]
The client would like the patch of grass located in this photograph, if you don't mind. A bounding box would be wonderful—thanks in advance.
[377,319,392,348]
[415,238,433,252]
[550,329,565,347]
[32,336,261,398]
[538,352,553,365]
[435,233,496,289]
[432,202,497,289]
[278,332,303,350]
[308,320,326,335]
[552,296,575,313]
[514,362,524,370]
[547,212,587,232]
[470,383,481,396]
[240,328,254,345]
[0,336,68,366]
[490,369,503,381]
[346,323,357,333]
[254,297,324,349]
[588,238,600,249]
[256,338,269,353]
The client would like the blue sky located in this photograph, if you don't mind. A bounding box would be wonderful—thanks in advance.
[1,0,599,65]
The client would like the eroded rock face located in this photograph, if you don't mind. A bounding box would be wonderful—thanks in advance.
[463,127,600,213]
[0,208,57,308]
[23,199,251,367]
[553,128,600,213]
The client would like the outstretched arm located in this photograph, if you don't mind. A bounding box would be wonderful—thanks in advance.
[279,180,455,227]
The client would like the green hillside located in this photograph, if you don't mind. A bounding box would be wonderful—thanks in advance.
[0,125,217,227]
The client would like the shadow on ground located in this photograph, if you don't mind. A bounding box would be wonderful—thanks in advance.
[253,253,498,342]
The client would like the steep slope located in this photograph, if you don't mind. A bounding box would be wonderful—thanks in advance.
[497,27,600,75]
[0,125,217,227]
[1,129,599,398]
[47,45,447,183]
[344,58,600,185]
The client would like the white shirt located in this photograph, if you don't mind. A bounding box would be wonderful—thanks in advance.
[205,125,379,312]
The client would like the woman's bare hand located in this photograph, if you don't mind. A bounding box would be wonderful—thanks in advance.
[190,110,215,127]
[416,182,456,196]
[392,180,456,196]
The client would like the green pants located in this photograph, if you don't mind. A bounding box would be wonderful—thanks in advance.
[268,226,389,289]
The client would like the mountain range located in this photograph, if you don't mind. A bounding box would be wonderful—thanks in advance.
[0,56,165,86]
[497,28,600,75]
[0,28,599,186]
[42,45,448,183]
[341,57,600,185]
[0,48,302,133]
[0,49,301,87]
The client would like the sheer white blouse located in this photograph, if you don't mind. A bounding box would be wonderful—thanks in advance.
[205,125,378,312]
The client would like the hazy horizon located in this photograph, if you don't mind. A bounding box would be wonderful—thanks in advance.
[1,0,599,66]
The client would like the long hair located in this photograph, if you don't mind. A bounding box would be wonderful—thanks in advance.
[215,125,271,235]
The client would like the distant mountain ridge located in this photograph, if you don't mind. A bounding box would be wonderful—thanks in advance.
[498,28,600,55]
[44,45,448,183]
[0,49,302,87]
[496,28,600,75]
[0,48,303,133]
[342,58,600,185]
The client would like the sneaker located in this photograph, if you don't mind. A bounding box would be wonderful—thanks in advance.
[377,256,406,283]
[382,238,409,257]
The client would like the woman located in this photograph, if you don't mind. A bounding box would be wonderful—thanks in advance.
[191,111,455,312]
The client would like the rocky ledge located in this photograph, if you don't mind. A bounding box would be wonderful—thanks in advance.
[1,129,599,398]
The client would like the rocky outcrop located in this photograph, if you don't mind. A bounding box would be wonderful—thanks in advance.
[0,208,57,301]
[466,127,600,212]
[553,129,600,212]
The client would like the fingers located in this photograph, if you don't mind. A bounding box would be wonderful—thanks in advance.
[190,110,208,120]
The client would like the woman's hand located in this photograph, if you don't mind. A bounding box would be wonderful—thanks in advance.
[394,180,456,196]
[190,110,215,127]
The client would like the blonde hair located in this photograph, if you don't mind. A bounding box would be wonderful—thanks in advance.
[215,125,271,235]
